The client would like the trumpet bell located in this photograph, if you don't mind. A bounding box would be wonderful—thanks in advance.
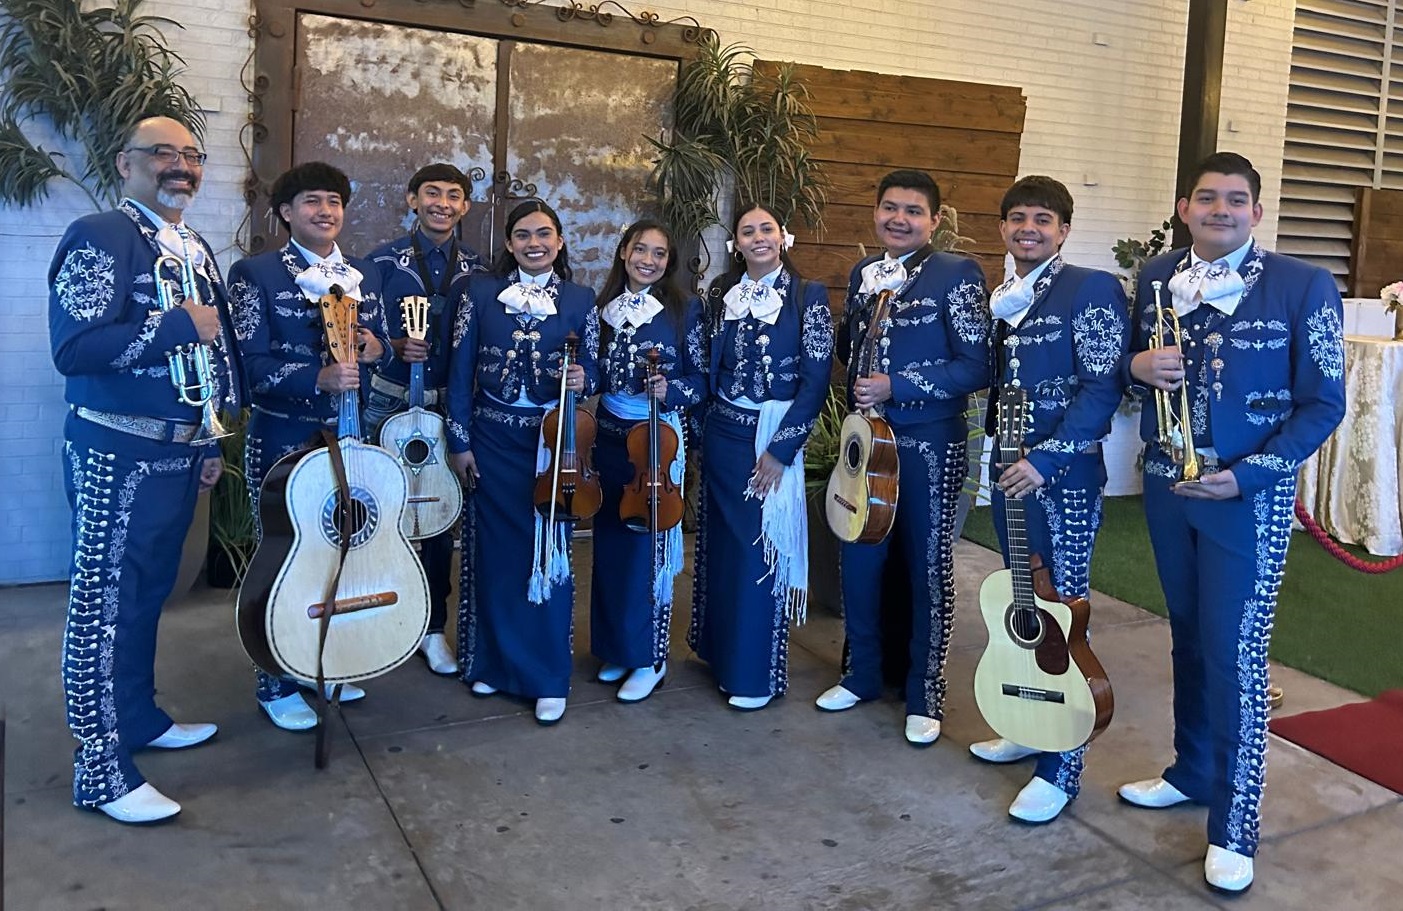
[191,401,233,444]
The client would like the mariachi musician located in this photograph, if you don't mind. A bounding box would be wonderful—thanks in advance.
[1121,153,1344,894]
[227,162,391,731]
[49,115,243,824]
[365,162,486,675]
[969,175,1128,823]
[814,170,991,746]
[446,199,599,727]
[590,219,708,704]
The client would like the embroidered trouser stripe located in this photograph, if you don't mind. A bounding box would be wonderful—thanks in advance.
[839,417,966,718]
[1143,472,1292,857]
[61,414,200,807]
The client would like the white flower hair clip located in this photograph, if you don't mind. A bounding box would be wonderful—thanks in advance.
[725,229,796,255]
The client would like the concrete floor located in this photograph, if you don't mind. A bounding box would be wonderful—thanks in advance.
[2,531,1399,911]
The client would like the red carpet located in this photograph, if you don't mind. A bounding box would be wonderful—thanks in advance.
[1269,690,1403,795]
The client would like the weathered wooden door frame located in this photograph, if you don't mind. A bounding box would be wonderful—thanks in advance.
[246,0,713,254]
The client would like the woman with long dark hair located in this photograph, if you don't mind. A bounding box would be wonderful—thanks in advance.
[690,203,834,711]
[446,200,599,725]
[590,219,708,703]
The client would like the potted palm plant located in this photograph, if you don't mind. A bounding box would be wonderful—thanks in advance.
[649,36,826,281]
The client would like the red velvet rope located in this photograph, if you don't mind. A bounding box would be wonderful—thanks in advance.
[1294,499,1403,573]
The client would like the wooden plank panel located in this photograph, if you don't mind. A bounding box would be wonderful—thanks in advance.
[791,244,1003,298]
[765,62,1026,134]
[816,204,1002,250]
[812,118,1022,177]
[823,162,1011,213]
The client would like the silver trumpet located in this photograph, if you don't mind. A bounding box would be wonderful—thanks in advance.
[154,252,231,443]
[1149,279,1200,482]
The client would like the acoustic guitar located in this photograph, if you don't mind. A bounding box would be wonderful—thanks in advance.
[378,295,463,540]
[972,384,1113,753]
[238,286,430,686]
[826,289,900,543]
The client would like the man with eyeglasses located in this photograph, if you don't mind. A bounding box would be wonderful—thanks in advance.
[48,115,245,825]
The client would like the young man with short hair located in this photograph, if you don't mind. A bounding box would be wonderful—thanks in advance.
[969,174,1128,824]
[1121,152,1345,893]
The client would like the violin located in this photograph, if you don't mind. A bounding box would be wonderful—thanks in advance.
[620,348,684,534]
[534,331,602,522]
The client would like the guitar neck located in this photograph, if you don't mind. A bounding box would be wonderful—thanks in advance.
[408,361,426,408]
[1000,437,1035,609]
[338,388,361,441]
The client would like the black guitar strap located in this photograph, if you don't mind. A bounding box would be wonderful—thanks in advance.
[313,427,351,769]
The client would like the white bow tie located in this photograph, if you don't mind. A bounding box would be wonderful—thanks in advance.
[858,256,906,295]
[723,278,784,325]
[990,275,1035,325]
[295,257,364,302]
[1168,259,1246,317]
[601,289,663,331]
[499,281,558,318]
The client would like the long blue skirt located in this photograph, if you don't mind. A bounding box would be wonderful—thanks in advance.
[590,405,671,669]
[689,401,790,698]
[458,398,575,699]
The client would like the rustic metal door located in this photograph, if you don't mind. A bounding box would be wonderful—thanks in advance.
[292,13,675,293]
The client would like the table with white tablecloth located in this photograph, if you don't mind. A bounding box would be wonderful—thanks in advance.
[1297,335,1403,556]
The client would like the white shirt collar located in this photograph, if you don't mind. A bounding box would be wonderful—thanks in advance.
[516,268,552,287]
[1188,236,1253,274]
[124,197,181,232]
[291,238,343,267]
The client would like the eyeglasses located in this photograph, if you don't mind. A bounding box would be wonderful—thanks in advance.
[123,144,208,166]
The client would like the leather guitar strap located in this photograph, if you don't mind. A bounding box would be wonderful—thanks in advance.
[313,427,352,769]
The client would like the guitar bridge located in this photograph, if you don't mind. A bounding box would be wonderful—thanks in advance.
[307,591,400,619]
[1000,683,1066,704]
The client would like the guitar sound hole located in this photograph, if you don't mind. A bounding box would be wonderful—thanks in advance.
[333,495,370,536]
[403,438,431,466]
[1006,608,1044,647]
[319,486,381,548]
[844,437,862,471]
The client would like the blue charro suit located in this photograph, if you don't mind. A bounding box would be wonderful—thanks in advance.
[987,254,1129,796]
[1130,239,1345,857]
[227,241,392,703]
[364,229,486,638]
[835,247,991,719]
[590,294,709,671]
[446,270,600,698]
[49,199,244,808]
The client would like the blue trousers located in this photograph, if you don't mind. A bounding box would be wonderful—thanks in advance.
[1143,466,1293,857]
[61,411,203,807]
[590,405,673,670]
[244,409,328,702]
[991,452,1106,798]
[839,416,967,718]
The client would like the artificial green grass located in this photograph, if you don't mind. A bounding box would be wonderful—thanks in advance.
[962,495,1403,698]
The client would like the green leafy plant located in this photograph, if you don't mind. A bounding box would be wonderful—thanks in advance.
[0,0,204,209]
[1112,218,1172,297]
[208,410,255,588]
[649,36,826,272]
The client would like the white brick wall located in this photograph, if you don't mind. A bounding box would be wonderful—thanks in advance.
[0,1,255,584]
[0,0,1292,583]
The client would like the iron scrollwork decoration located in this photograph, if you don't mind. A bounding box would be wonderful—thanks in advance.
[494,170,539,200]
